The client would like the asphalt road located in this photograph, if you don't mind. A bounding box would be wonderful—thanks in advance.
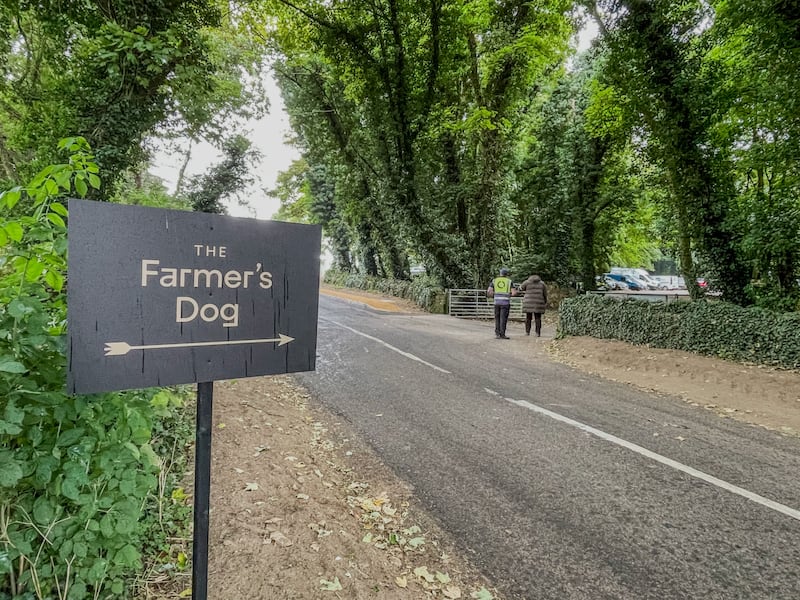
[297,294,800,599]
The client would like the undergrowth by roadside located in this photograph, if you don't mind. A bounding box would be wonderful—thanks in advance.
[0,139,197,600]
[131,391,196,600]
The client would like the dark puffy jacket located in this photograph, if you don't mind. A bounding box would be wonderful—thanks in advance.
[520,275,547,313]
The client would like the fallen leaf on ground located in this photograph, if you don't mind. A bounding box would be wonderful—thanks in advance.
[414,566,435,583]
[269,531,292,547]
[444,586,462,599]
[320,577,343,591]
[395,576,408,588]
[244,482,259,491]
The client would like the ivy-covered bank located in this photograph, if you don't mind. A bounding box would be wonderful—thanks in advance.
[559,295,800,370]
[1,140,193,600]
[324,270,448,313]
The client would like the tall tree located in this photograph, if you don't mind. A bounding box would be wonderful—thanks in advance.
[587,0,752,304]
[185,134,261,214]
[0,0,265,187]
[254,0,573,285]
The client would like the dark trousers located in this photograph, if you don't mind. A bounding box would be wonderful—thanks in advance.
[494,304,510,336]
[525,312,543,336]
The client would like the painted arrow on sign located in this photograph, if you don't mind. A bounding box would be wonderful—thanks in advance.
[104,334,295,357]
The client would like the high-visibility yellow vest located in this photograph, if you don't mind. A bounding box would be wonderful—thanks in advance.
[492,276,512,304]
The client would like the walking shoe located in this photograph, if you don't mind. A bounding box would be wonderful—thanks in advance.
[500,335,510,339]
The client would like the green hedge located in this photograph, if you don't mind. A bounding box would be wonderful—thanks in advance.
[559,295,800,370]
[1,141,194,600]
[323,270,448,313]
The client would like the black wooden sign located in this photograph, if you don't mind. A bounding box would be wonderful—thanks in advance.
[67,199,321,394]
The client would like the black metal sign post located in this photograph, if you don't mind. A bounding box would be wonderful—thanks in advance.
[66,199,321,600]
[192,382,213,600]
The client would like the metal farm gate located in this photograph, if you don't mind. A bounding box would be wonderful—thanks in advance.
[448,289,525,320]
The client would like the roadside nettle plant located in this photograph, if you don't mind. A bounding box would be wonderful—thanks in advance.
[0,138,186,599]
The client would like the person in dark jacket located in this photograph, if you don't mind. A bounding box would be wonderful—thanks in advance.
[519,274,547,336]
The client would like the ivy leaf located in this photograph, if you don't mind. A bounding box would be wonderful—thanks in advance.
[33,497,55,525]
[67,580,86,599]
[113,544,141,567]
[86,558,108,582]
[0,456,23,487]
[8,299,34,319]
[57,428,85,446]
[0,551,12,574]
[470,588,494,600]
[0,360,27,374]
[115,514,137,535]
[62,476,81,500]
[0,420,22,435]
[4,399,24,424]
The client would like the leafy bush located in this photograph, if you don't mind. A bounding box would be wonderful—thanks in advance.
[1,139,193,599]
[559,295,800,369]
[323,270,447,313]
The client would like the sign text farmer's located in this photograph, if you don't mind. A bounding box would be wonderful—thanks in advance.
[67,200,321,394]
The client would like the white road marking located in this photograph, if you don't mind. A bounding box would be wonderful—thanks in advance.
[323,319,451,374]
[500,394,800,522]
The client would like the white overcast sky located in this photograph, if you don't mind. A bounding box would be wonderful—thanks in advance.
[149,74,299,220]
[149,20,598,221]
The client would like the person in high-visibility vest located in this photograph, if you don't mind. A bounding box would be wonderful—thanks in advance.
[487,267,518,339]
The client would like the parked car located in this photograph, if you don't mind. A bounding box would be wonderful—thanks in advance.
[605,273,641,290]
[410,265,426,276]
[651,275,681,289]
[610,267,661,289]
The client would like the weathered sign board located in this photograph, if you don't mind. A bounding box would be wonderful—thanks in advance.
[67,199,321,394]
